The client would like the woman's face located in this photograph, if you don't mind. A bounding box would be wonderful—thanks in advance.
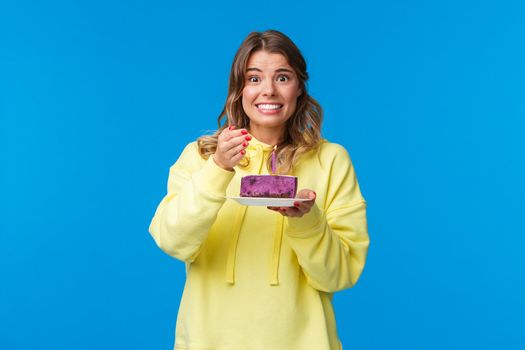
[241,50,302,136]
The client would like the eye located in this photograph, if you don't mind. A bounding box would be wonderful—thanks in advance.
[277,75,290,82]
[248,76,260,83]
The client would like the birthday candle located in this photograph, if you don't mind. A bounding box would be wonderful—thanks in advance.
[272,145,277,174]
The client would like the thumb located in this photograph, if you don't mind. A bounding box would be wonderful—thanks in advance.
[297,189,316,200]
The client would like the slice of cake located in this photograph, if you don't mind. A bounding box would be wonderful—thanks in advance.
[240,175,297,198]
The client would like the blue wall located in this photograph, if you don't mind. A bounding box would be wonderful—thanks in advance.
[1,1,524,349]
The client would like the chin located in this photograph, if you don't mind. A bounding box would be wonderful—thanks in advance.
[249,116,289,128]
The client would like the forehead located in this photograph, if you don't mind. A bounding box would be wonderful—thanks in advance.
[246,51,292,70]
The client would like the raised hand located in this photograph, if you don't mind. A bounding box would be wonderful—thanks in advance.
[212,125,251,171]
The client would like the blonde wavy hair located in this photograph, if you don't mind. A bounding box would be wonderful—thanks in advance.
[197,30,323,175]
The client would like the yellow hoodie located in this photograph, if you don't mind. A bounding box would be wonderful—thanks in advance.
[149,135,369,350]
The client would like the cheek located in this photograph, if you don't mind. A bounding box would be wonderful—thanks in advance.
[284,90,299,108]
[242,87,258,117]
[283,84,301,105]
[242,86,258,104]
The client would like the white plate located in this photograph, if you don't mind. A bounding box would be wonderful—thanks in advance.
[226,196,311,207]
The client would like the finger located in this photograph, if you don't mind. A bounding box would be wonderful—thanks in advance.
[229,132,251,147]
[225,139,249,159]
[293,201,312,214]
[278,208,289,216]
[280,207,303,217]
[279,207,299,216]
[229,147,247,164]
[217,137,241,155]
[219,125,235,139]
[222,128,249,142]
[220,130,251,153]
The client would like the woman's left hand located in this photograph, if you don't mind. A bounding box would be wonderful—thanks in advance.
[268,189,316,217]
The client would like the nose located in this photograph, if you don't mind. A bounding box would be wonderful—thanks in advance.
[261,79,276,96]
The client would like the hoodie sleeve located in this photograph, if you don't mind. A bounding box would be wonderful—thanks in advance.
[284,144,369,293]
[148,142,235,262]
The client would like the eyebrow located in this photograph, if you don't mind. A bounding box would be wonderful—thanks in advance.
[246,67,295,74]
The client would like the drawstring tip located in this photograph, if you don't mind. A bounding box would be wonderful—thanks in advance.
[226,267,235,285]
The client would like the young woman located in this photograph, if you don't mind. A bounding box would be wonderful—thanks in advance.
[149,30,369,350]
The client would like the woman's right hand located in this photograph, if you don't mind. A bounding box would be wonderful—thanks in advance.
[212,125,251,171]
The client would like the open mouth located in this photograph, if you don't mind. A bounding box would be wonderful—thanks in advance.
[256,103,284,112]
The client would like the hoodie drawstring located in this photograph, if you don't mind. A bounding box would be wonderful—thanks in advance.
[225,205,247,284]
[225,142,284,286]
[269,215,284,285]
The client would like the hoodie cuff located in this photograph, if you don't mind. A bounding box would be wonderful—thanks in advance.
[285,204,325,238]
[192,156,235,197]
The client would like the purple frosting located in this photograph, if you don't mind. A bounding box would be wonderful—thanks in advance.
[240,175,298,198]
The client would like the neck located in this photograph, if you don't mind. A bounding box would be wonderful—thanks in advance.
[248,125,286,146]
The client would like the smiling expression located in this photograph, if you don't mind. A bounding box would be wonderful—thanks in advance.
[242,51,302,136]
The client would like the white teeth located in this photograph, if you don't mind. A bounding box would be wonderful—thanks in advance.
[257,104,282,110]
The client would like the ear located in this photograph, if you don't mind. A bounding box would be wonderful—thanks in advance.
[297,88,303,97]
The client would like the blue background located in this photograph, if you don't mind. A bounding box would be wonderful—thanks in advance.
[1,0,524,349]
